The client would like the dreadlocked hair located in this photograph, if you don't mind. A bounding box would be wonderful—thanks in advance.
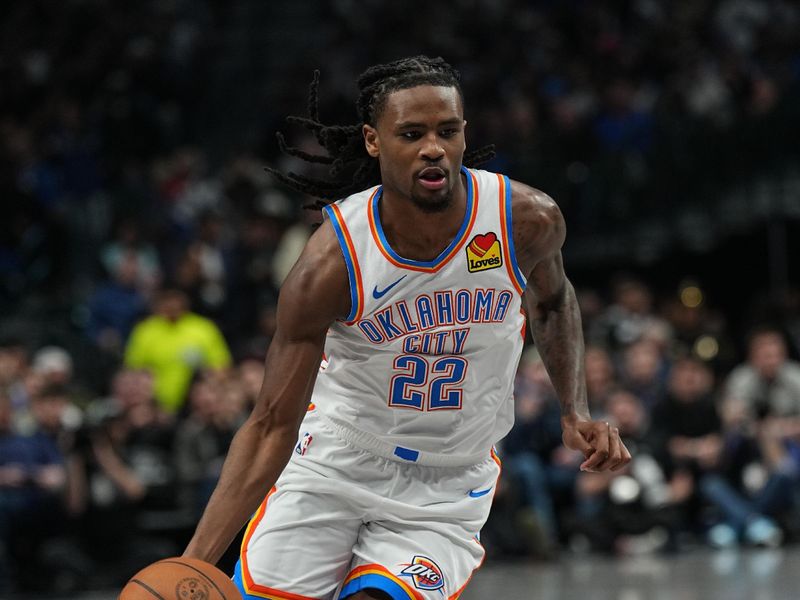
[266,56,496,208]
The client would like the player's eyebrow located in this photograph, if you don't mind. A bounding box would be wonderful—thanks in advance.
[395,118,463,129]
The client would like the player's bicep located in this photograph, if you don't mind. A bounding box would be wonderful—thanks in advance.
[509,181,569,319]
[509,181,566,277]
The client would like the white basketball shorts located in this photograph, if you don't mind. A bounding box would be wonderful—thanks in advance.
[231,408,501,600]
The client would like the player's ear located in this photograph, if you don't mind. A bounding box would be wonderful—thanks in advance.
[363,124,380,158]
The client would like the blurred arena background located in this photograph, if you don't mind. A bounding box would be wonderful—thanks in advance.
[2,0,800,598]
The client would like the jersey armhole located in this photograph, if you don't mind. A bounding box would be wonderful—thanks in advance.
[322,204,364,324]
[498,174,527,295]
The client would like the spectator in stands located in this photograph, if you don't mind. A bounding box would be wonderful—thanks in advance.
[572,389,686,554]
[29,383,82,451]
[67,379,177,586]
[175,377,247,518]
[0,338,27,391]
[0,388,67,592]
[124,288,232,413]
[590,277,672,352]
[14,348,86,434]
[585,345,616,417]
[702,328,800,548]
[174,208,234,321]
[724,328,800,419]
[651,356,723,530]
[620,339,669,411]
[85,249,148,354]
[31,346,73,389]
[238,355,264,410]
[0,338,30,424]
[502,350,580,557]
[100,218,162,298]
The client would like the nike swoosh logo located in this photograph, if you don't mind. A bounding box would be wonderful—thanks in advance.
[468,487,493,498]
[372,275,407,299]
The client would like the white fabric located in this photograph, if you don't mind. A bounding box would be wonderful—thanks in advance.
[239,410,499,599]
[316,168,526,464]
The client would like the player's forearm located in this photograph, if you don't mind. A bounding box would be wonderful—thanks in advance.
[183,418,297,565]
[527,280,590,423]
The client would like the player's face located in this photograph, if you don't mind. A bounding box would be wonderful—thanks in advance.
[364,85,466,212]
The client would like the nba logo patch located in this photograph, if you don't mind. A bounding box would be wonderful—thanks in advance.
[294,432,313,456]
[400,555,445,593]
[466,232,502,273]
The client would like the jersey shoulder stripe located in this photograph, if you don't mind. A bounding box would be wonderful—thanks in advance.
[323,202,364,323]
[497,173,527,294]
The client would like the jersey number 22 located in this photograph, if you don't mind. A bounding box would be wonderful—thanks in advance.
[389,355,467,410]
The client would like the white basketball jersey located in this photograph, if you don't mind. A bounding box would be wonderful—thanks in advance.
[315,167,527,466]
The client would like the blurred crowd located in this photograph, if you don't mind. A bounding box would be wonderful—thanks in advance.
[487,279,800,560]
[2,0,800,595]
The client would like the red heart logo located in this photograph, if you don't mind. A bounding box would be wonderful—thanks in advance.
[473,232,496,252]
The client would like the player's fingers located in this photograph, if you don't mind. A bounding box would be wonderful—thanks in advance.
[563,427,593,455]
[580,421,611,471]
[612,438,633,471]
[590,424,618,471]
[598,426,623,471]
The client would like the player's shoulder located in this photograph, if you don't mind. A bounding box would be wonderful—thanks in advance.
[507,179,562,227]
[505,178,565,259]
[468,167,561,225]
[333,184,380,211]
[278,216,351,324]
[286,217,346,290]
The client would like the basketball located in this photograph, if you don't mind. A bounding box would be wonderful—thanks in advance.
[119,557,241,600]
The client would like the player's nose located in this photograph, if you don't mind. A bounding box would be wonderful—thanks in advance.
[419,133,444,161]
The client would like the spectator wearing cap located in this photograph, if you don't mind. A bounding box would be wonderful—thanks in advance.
[124,288,232,413]
[13,346,78,435]
[31,346,73,387]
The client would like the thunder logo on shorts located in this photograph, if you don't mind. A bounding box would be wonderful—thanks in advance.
[465,232,502,273]
[399,555,445,593]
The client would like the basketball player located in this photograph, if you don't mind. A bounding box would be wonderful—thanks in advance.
[184,56,631,599]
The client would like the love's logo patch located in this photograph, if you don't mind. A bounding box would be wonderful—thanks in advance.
[466,232,502,273]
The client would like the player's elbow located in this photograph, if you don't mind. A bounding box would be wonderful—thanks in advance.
[530,280,569,320]
[248,399,302,444]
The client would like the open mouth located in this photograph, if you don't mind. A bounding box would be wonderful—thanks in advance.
[417,167,447,190]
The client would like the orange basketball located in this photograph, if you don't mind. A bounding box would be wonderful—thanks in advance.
[119,557,241,600]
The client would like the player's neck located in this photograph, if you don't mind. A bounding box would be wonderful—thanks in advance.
[378,173,468,263]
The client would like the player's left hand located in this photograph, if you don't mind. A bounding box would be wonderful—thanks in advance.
[562,419,631,472]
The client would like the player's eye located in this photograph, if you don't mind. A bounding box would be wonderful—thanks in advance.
[400,131,422,140]
[440,129,458,138]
